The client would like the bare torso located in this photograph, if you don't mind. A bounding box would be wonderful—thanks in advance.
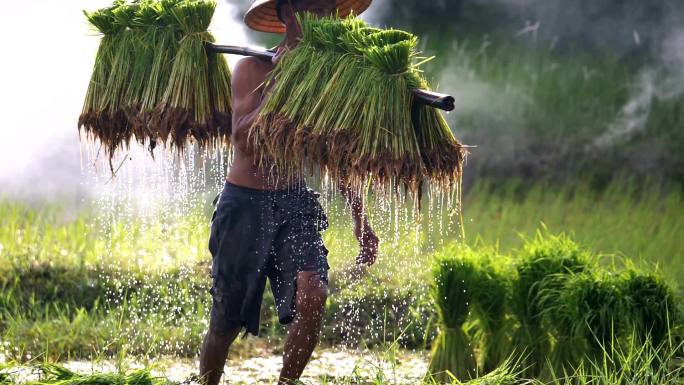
[226,55,302,190]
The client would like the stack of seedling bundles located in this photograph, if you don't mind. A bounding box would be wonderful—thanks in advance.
[425,232,682,382]
[251,13,465,197]
[79,0,231,167]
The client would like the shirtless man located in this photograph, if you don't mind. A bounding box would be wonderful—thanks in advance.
[199,1,376,384]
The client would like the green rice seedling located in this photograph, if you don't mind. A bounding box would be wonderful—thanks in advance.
[252,13,465,199]
[0,362,16,385]
[79,4,125,157]
[509,231,591,378]
[620,270,679,348]
[469,251,512,373]
[427,246,478,382]
[28,365,162,385]
[545,329,684,385]
[460,360,527,385]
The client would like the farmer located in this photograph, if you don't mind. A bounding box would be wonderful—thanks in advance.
[199,1,376,384]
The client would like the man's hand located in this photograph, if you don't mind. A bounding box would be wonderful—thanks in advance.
[354,220,379,266]
[338,179,380,267]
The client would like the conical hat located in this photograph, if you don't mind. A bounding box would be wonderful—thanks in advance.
[244,0,372,34]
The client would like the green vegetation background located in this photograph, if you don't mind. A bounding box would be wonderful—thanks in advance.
[1,179,681,360]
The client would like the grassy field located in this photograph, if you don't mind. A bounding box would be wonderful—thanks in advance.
[460,179,683,282]
[0,178,681,364]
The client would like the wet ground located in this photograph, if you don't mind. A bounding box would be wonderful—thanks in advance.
[4,346,429,385]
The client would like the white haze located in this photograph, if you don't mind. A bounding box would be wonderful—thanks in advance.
[0,0,251,206]
[593,27,684,149]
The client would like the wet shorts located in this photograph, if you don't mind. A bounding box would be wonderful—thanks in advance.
[207,181,330,336]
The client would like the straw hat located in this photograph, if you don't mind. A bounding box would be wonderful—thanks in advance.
[245,0,372,34]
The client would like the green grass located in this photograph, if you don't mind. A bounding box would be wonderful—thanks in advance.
[0,178,682,361]
[460,179,683,284]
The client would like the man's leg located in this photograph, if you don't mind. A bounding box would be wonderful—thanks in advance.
[199,327,241,385]
[279,271,328,384]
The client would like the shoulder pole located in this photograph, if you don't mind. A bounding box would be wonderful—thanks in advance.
[206,43,455,112]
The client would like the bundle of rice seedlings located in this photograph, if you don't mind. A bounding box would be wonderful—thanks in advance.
[123,1,162,145]
[253,14,364,176]
[252,13,465,197]
[542,300,589,378]
[470,253,512,373]
[98,2,139,157]
[560,273,626,360]
[620,270,679,347]
[80,0,231,165]
[427,247,479,382]
[140,0,182,150]
[155,0,230,151]
[78,3,125,153]
[509,232,591,378]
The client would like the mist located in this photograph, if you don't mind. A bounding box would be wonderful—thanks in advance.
[0,1,252,207]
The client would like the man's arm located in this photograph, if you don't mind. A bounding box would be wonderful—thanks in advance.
[338,180,379,266]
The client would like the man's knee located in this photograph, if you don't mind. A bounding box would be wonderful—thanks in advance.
[206,326,241,345]
[296,271,328,311]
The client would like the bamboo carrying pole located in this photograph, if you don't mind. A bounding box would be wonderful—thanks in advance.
[205,43,456,112]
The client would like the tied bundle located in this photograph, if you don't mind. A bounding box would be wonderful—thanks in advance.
[426,250,478,382]
[78,0,231,167]
[124,1,164,144]
[79,3,126,157]
[251,13,465,196]
[155,0,232,150]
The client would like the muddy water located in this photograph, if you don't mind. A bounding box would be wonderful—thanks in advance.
[57,347,428,385]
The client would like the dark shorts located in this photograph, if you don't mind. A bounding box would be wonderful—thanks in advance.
[207,181,330,336]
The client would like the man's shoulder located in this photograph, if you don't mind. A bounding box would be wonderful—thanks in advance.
[234,56,274,78]
[231,56,273,98]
